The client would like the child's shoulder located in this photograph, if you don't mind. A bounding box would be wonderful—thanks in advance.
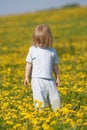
[29,45,36,49]
[29,45,36,51]
[50,48,57,53]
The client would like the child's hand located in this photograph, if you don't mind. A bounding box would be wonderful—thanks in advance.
[56,78,60,87]
[24,77,30,87]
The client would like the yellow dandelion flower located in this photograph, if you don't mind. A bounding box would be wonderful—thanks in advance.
[51,120,57,125]
[13,124,22,129]
[6,120,13,125]
[42,123,53,130]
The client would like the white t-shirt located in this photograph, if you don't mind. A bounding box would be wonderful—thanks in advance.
[26,46,58,79]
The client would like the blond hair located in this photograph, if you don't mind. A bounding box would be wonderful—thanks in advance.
[32,24,53,48]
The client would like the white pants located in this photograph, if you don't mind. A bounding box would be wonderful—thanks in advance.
[31,78,60,111]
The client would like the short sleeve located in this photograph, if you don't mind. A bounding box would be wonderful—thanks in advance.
[53,49,58,64]
[26,47,33,63]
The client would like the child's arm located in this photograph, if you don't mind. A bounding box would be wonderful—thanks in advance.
[53,64,60,86]
[24,62,32,86]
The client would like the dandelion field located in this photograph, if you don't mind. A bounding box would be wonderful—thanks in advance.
[0,6,87,130]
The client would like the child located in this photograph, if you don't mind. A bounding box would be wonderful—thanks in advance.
[24,24,60,112]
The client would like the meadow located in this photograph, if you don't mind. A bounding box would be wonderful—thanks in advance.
[0,6,87,130]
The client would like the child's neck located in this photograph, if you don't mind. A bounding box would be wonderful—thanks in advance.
[38,43,48,48]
